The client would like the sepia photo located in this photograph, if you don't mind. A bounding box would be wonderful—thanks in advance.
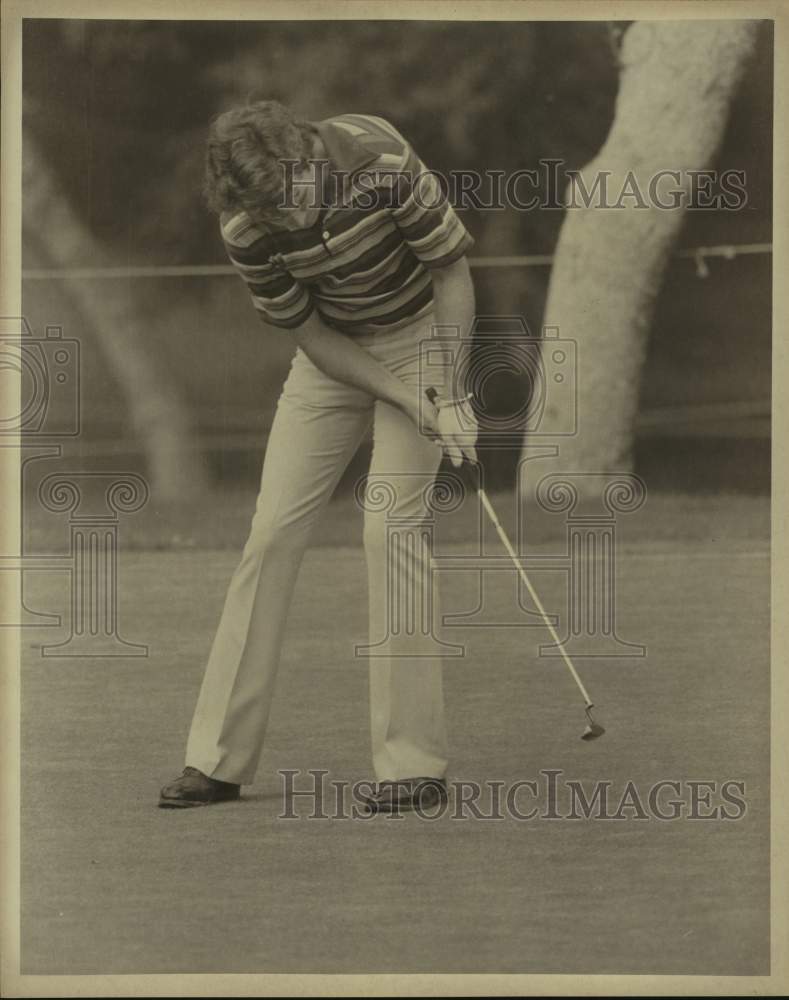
[1,1,785,995]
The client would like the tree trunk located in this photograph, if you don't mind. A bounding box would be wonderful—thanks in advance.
[22,134,209,502]
[527,20,759,480]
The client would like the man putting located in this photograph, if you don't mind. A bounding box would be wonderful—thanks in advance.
[159,101,477,813]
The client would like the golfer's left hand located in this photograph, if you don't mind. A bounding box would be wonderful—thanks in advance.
[434,393,478,467]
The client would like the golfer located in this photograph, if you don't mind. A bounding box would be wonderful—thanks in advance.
[159,101,478,812]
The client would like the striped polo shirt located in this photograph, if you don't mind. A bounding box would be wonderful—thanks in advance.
[219,114,474,335]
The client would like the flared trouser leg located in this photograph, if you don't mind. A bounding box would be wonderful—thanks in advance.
[363,396,450,781]
[185,349,373,783]
[185,313,451,785]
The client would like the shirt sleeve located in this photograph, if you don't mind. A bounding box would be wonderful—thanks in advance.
[388,142,475,269]
[221,215,314,330]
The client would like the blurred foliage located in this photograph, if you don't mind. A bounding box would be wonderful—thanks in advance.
[23,18,771,324]
[21,19,773,490]
[23,19,620,264]
[22,18,772,257]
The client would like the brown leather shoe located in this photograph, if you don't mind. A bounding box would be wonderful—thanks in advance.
[362,777,448,814]
[158,767,240,808]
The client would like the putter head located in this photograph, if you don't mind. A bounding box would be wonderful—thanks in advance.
[581,706,605,741]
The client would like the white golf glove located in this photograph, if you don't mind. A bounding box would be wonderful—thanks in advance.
[431,390,478,467]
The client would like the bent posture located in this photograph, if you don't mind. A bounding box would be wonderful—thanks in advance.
[160,101,477,812]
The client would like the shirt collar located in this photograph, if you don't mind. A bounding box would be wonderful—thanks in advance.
[308,119,380,176]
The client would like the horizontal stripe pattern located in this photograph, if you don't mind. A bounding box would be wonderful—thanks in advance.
[220,114,474,333]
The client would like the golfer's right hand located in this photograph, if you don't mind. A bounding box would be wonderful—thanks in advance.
[436,397,478,467]
[417,398,443,445]
[417,388,478,467]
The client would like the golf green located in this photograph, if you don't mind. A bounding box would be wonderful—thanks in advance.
[19,495,770,974]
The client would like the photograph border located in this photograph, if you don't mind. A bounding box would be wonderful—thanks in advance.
[1,0,786,995]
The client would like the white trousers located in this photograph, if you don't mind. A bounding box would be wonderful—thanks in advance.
[185,314,451,784]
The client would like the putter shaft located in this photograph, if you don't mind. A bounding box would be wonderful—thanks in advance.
[424,385,599,725]
[476,485,594,709]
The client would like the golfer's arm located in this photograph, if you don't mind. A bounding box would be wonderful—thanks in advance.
[289,255,474,408]
[291,312,413,413]
[429,255,476,392]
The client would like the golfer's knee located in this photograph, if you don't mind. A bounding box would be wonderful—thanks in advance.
[245,512,307,561]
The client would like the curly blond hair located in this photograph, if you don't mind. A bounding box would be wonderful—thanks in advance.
[203,100,313,219]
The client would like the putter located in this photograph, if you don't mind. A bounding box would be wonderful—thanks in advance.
[426,387,605,741]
